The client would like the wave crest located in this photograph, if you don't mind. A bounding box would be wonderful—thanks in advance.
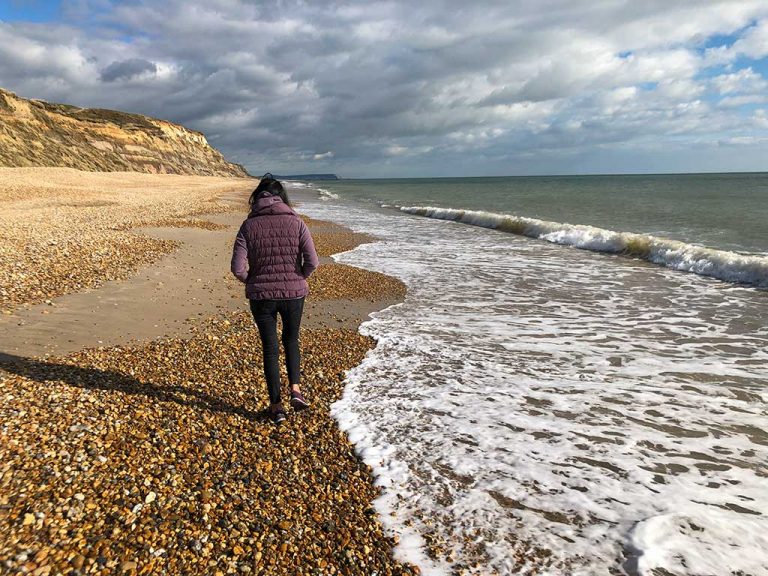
[400,206,768,288]
[316,187,339,200]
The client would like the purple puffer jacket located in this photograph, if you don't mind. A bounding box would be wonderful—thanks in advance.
[230,194,319,300]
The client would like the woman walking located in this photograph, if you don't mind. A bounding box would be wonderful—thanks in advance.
[231,174,319,424]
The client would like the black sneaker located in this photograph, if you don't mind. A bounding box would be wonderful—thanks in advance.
[290,391,310,411]
[270,407,287,424]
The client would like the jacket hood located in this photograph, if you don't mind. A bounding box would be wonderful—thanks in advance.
[248,194,295,217]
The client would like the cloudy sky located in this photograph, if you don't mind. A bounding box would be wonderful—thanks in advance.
[1,0,768,177]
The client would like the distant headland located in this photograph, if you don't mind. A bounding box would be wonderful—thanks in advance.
[275,173,339,180]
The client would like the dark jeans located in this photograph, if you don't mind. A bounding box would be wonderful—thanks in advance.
[249,297,305,405]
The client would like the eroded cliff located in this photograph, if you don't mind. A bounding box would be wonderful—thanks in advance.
[0,88,248,177]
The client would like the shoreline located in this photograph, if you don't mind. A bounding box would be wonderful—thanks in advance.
[0,170,415,575]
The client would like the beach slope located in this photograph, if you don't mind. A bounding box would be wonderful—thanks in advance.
[0,170,413,575]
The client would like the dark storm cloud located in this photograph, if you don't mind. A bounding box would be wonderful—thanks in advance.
[100,58,157,82]
[1,1,768,176]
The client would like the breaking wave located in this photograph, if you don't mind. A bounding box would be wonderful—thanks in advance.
[400,206,768,288]
[316,187,340,200]
[284,181,339,200]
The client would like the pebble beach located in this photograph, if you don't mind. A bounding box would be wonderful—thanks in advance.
[0,169,413,575]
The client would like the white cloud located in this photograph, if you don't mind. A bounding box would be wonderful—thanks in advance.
[718,94,768,107]
[753,109,768,128]
[655,79,704,101]
[385,145,408,156]
[711,68,767,94]
[312,151,334,160]
[719,135,768,146]
[0,24,96,84]
[704,18,768,65]
[731,18,768,59]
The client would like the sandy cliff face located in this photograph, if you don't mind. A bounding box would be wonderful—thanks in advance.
[0,88,249,177]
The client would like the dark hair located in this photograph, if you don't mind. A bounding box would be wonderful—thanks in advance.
[249,173,290,206]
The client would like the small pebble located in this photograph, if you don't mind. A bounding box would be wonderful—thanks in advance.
[0,215,423,575]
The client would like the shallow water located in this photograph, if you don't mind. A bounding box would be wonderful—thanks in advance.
[298,190,768,576]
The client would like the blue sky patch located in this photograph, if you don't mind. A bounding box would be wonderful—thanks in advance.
[0,0,61,23]
[737,55,768,76]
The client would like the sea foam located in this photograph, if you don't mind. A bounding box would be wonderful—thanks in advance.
[629,512,768,576]
[400,205,768,288]
[300,197,768,576]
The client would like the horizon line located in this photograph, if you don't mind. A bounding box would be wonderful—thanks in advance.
[281,169,768,180]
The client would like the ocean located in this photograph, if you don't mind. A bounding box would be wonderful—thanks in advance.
[289,174,768,576]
